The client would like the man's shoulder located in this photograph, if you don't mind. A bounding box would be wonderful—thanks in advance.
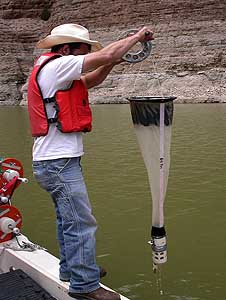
[57,54,84,63]
[46,54,84,70]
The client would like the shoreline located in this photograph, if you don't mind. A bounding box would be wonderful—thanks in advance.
[0,100,225,106]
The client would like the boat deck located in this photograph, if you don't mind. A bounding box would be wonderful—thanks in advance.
[0,235,129,300]
[0,268,56,300]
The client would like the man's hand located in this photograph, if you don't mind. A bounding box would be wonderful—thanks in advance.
[135,26,154,43]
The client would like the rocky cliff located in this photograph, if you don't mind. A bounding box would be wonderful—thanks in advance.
[0,0,226,105]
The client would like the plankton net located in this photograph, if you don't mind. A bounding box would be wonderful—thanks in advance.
[128,96,176,267]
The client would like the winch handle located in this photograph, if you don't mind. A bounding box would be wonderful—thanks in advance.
[18,177,29,184]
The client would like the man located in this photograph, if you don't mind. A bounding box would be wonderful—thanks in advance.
[28,23,153,300]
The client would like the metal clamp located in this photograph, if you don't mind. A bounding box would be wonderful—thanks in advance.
[120,29,152,63]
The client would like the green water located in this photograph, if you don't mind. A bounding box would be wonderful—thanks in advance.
[0,104,226,300]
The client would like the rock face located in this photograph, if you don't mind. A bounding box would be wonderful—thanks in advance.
[0,0,226,105]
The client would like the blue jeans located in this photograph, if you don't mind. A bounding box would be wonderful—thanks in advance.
[32,157,100,293]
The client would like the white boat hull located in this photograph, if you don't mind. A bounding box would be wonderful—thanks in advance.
[0,235,129,300]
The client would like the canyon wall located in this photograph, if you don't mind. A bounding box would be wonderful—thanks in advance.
[0,0,226,105]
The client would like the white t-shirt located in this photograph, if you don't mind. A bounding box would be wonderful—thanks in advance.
[32,54,85,161]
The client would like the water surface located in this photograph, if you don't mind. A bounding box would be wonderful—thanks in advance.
[0,104,225,300]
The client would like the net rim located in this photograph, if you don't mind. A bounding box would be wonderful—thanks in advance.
[127,96,177,103]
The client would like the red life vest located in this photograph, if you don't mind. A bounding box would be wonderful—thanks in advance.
[27,52,92,137]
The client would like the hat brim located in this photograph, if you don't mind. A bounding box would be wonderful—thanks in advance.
[36,34,102,52]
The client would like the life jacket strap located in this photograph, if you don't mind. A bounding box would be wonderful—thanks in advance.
[43,97,56,104]
[48,117,58,124]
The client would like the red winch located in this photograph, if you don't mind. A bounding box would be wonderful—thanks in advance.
[0,157,28,243]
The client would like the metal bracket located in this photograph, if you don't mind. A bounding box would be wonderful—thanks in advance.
[120,29,152,63]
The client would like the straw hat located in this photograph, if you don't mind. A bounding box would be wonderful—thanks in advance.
[36,23,102,52]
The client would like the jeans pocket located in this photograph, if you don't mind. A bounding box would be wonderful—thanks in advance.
[32,163,49,190]
[32,162,44,178]
[53,158,72,175]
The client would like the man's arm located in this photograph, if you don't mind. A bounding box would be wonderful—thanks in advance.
[82,26,153,74]
[82,61,120,89]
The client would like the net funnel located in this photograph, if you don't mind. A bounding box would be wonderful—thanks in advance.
[128,96,176,265]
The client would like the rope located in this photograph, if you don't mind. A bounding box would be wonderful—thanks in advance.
[131,59,145,95]
[1,236,47,252]
[0,246,5,257]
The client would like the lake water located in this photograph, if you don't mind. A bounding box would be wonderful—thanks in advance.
[0,104,226,300]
